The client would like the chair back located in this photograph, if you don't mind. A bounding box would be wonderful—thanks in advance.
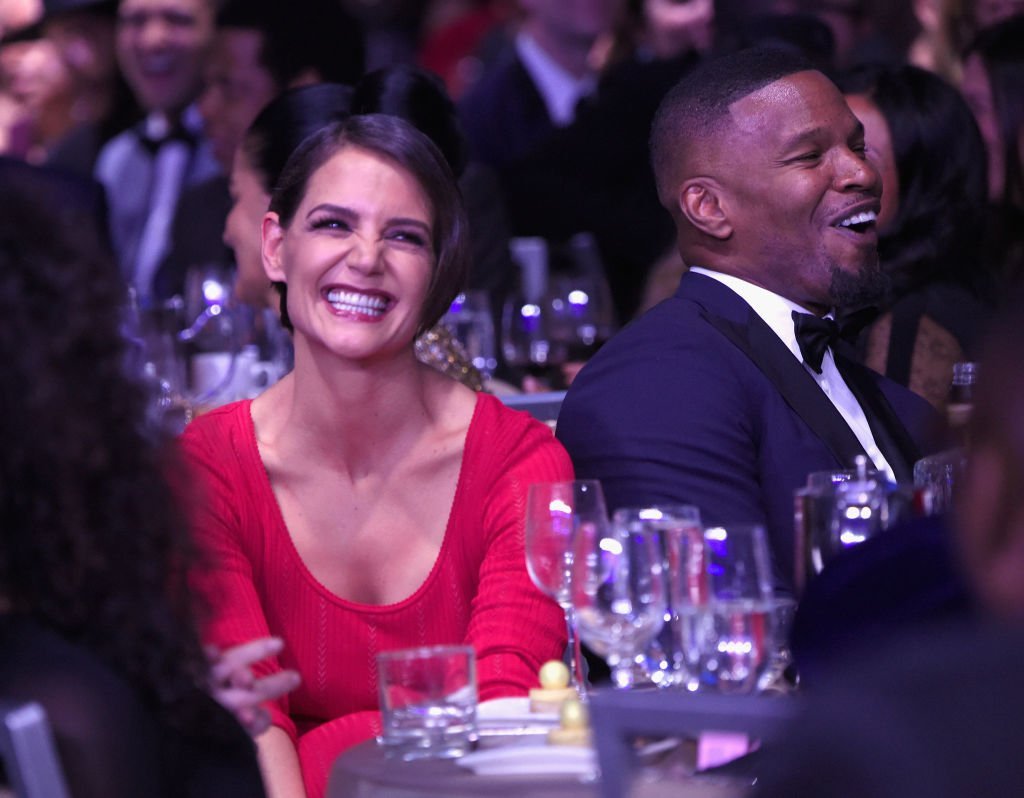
[588,688,798,798]
[0,701,71,798]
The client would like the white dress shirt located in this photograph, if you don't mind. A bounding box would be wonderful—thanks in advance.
[690,267,896,482]
[515,31,597,127]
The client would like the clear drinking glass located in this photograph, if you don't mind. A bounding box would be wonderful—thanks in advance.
[376,645,478,761]
[572,516,668,689]
[525,480,608,696]
[697,523,774,694]
[612,505,704,688]
[442,291,497,380]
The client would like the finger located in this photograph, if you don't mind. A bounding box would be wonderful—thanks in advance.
[213,670,299,713]
[250,669,301,702]
[210,637,284,682]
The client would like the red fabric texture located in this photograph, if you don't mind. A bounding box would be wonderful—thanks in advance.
[180,392,571,797]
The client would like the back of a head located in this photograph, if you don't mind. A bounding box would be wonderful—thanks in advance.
[243,82,354,193]
[0,161,212,715]
[216,0,365,88]
[351,64,468,178]
[836,63,988,294]
[650,46,815,212]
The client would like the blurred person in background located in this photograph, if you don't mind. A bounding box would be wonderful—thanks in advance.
[837,63,992,409]
[0,0,141,174]
[0,11,76,161]
[961,14,1024,296]
[458,0,626,169]
[94,0,223,306]
[173,0,364,307]
[198,0,364,175]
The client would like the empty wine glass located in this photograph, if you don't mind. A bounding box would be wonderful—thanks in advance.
[697,523,774,694]
[525,480,608,696]
[572,517,668,689]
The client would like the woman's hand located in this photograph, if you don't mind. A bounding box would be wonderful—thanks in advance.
[208,637,301,737]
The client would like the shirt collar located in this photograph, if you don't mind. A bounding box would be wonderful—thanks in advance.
[689,267,832,362]
[515,31,597,127]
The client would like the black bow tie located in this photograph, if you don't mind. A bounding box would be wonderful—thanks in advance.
[792,307,877,374]
[138,122,197,154]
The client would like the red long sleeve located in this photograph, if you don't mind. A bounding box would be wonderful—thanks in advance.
[180,393,571,797]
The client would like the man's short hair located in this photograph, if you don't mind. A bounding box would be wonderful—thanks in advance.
[649,47,815,209]
[216,0,364,89]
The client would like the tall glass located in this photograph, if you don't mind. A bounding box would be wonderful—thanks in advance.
[612,505,704,688]
[525,480,608,696]
[697,523,774,694]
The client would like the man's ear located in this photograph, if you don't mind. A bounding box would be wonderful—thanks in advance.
[262,212,287,282]
[678,178,733,240]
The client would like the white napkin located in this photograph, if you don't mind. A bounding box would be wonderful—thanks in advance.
[456,744,597,777]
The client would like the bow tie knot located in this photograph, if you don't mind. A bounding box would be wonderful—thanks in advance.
[792,309,876,373]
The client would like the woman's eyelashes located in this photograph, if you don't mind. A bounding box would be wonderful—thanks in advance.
[309,214,351,233]
[387,228,430,248]
[306,216,428,249]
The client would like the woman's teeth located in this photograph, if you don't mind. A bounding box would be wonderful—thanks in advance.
[326,289,388,316]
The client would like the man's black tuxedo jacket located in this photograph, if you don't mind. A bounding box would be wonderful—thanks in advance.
[557,271,938,588]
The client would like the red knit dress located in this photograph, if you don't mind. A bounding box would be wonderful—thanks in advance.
[180,392,571,797]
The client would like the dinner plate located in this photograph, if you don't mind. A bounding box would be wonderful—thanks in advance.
[456,743,597,777]
[477,697,559,728]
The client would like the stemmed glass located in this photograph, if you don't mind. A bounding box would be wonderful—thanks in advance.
[572,514,668,689]
[524,480,608,696]
[501,291,568,388]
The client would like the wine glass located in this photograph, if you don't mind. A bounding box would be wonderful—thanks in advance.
[442,290,497,381]
[548,234,618,364]
[572,515,668,689]
[524,480,608,695]
[612,505,704,688]
[696,523,774,694]
[501,291,567,388]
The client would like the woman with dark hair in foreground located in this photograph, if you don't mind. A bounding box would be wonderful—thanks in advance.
[0,159,267,797]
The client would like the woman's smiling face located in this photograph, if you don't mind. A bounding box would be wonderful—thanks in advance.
[261,144,435,363]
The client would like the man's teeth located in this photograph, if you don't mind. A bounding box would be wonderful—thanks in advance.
[838,210,877,229]
[326,290,388,316]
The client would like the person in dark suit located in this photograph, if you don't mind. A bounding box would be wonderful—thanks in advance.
[457,0,623,170]
[556,47,936,588]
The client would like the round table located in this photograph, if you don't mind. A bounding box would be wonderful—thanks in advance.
[327,739,597,798]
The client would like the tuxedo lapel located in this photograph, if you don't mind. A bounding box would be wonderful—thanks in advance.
[700,307,871,468]
[677,272,921,481]
[834,351,922,483]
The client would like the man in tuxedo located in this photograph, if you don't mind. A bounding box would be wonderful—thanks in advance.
[556,47,936,588]
[94,0,223,306]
